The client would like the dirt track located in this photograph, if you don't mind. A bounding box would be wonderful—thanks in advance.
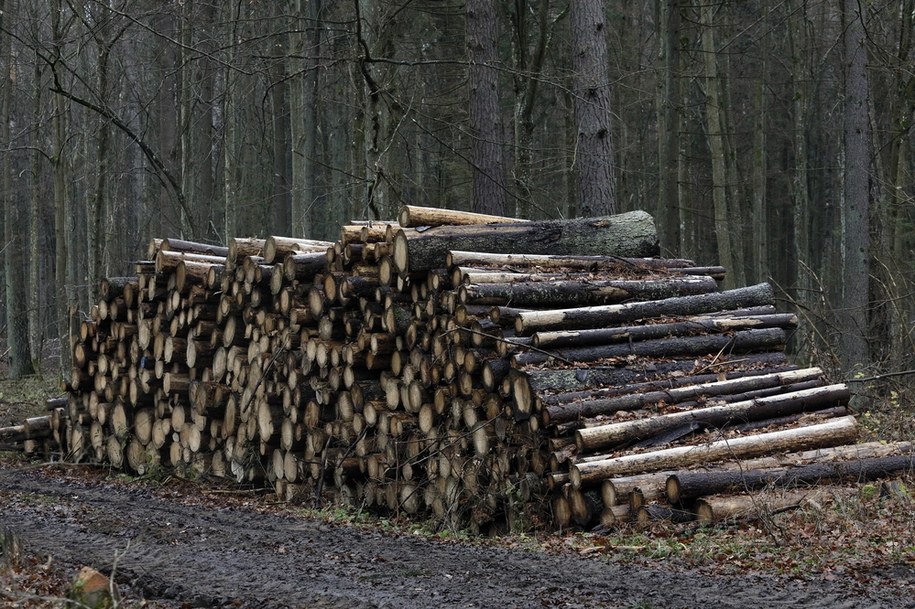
[0,465,910,609]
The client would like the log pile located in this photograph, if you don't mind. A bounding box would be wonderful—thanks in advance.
[19,206,912,532]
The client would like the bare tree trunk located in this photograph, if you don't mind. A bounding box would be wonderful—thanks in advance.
[570,0,617,216]
[28,52,43,369]
[510,0,552,219]
[196,1,216,240]
[89,31,112,302]
[788,0,812,316]
[466,0,506,216]
[291,0,322,238]
[221,2,239,240]
[356,0,399,221]
[656,0,680,256]
[2,0,34,378]
[700,3,739,289]
[839,0,872,374]
[751,56,768,283]
[51,0,71,373]
[271,1,292,234]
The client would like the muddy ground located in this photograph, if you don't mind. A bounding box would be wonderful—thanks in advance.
[1,464,912,609]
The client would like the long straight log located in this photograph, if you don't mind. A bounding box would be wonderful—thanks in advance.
[398,205,528,228]
[512,327,786,368]
[666,454,915,505]
[545,367,821,425]
[575,383,850,452]
[393,211,659,275]
[159,238,230,257]
[532,313,797,350]
[512,353,791,414]
[694,487,857,524]
[447,251,700,271]
[514,283,774,335]
[570,415,859,486]
[459,276,719,308]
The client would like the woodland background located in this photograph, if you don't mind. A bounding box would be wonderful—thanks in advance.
[0,0,912,387]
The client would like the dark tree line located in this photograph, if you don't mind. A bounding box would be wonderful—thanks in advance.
[0,0,913,382]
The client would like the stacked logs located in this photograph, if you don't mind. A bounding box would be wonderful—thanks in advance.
[40,206,912,532]
[0,397,68,455]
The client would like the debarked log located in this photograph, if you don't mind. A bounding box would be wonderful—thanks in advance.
[570,415,859,486]
[398,205,528,228]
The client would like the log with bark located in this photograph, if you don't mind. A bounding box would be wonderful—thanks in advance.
[666,454,915,504]
[392,211,659,275]
[570,415,859,487]
[514,283,775,335]
[574,383,850,452]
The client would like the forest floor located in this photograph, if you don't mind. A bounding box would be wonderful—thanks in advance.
[1,374,914,609]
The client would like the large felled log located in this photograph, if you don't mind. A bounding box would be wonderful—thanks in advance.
[545,367,821,425]
[448,250,703,272]
[392,211,659,275]
[398,205,527,228]
[511,353,791,414]
[514,283,774,335]
[575,382,850,452]
[570,415,859,486]
[666,454,915,504]
[512,327,786,368]
[694,487,856,523]
[458,276,719,308]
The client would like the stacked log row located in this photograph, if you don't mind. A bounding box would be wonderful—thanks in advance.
[0,397,68,455]
[50,206,907,532]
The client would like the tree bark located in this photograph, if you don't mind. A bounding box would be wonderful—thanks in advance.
[466,0,506,215]
[838,0,872,375]
[393,211,659,275]
[575,383,850,452]
[667,454,915,505]
[1,0,33,378]
[532,313,796,349]
[460,276,718,308]
[656,0,681,255]
[515,283,774,335]
[512,327,786,368]
[700,3,743,289]
[546,366,821,426]
[570,0,617,216]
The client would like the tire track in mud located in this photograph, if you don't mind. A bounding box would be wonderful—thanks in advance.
[0,467,907,609]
